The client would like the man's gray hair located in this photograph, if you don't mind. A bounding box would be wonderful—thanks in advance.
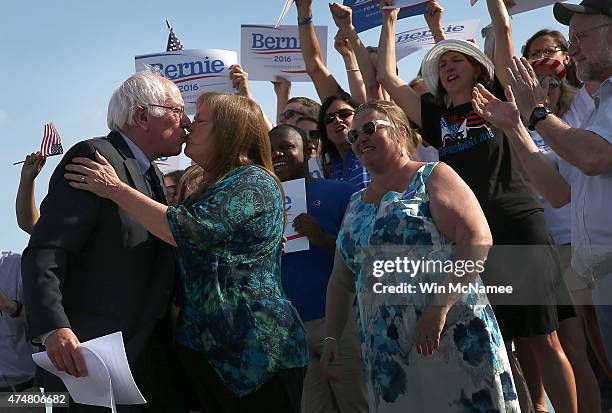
[107,69,178,132]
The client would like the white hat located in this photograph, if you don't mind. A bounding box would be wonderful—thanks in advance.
[420,39,495,97]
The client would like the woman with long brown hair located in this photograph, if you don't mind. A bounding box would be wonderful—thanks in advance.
[63,92,309,413]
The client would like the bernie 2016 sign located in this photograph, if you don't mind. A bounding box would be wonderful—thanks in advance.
[241,25,327,82]
[135,49,237,115]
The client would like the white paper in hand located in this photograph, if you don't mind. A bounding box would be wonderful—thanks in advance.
[32,331,145,412]
[32,347,115,412]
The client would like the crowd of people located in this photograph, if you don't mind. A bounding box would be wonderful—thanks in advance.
[1,0,611,412]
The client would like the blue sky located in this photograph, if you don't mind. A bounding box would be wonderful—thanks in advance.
[1,0,574,252]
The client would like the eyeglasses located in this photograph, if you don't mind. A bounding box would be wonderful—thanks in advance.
[347,120,392,144]
[568,23,611,49]
[145,104,185,119]
[281,109,306,120]
[323,108,355,125]
[537,75,560,89]
[528,46,565,60]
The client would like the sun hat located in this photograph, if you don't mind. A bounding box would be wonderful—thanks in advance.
[554,0,612,26]
[420,39,495,97]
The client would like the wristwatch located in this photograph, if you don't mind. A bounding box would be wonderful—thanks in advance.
[528,106,552,131]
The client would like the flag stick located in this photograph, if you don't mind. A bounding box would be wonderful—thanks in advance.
[166,19,172,31]
[13,160,25,165]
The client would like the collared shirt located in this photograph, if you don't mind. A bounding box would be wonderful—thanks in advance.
[0,252,36,387]
[559,77,612,280]
[118,132,151,174]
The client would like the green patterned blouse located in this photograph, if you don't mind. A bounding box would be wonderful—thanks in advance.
[167,165,308,396]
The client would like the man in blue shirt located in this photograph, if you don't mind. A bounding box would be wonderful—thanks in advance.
[269,125,368,413]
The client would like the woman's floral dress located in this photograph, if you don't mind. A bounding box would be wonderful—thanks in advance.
[337,162,520,412]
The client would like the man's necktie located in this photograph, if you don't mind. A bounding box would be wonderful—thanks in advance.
[145,165,167,205]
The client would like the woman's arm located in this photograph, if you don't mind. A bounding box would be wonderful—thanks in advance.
[330,3,385,101]
[333,31,367,104]
[272,76,291,124]
[424,0,446,43]
[230,64,274,131]
[377,1,422,126]
[295,0,342,101]
[16,152,45,234]
[427,162,493,307]
[486,0,513,86]
[64,152,177,246]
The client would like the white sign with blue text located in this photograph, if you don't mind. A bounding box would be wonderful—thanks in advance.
[395,19,481,61]
[241,25,328,82]
[282,178,309,253]
[135,49,237,115]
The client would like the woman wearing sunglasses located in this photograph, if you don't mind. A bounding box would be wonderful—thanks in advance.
[321,100,520,412]
[316,93,370,191]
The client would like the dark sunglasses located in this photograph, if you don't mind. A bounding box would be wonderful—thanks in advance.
[347,120,392,144]
[324,108,354,125]
[281,109,306,120]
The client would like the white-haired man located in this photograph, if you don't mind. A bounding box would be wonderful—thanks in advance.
[471,0,612,364]
[22,70,191,412]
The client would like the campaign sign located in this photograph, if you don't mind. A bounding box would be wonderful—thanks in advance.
[282,178,309,253]
[395,20,480,61]
[470,0,567,15]
[241,25,328,82]
[153,155,181,175]
[345,0,429,33]
[135,49,237,115]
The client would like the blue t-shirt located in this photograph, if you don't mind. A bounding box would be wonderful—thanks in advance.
[329,150,370,191]
[281,178,354,322]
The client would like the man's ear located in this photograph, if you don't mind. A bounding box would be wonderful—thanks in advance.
[134,106,149,129]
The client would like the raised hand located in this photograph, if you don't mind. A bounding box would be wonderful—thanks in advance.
[506,56,549,121]
[424,0,444,31]
[329,3,354,33]
[334,31,353,59]
[272,76,291,98]
[380,0,400,19]
[21,152,46,182]
[229,64,253,99]
[472,83,522,131]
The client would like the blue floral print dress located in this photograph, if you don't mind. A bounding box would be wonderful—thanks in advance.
[337,163,520,412]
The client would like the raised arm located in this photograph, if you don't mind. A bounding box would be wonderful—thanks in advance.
[16,152,45,234]
[486,0,513,86]
[376,0,422,126]
[330,3,385,101]
[333,31,367,104]
[230,64,274,131]
[295,0,342,101]
[424,0,446,43]
[272,76,292,124]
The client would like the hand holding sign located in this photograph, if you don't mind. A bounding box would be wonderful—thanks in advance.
[229,64,253,99]
[424,0,445,32]
[293,213,323,241]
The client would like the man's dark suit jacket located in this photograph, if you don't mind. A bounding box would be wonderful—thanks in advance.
[21,131,180,410]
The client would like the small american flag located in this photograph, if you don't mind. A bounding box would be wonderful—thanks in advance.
[40,122,63,158]
[166,22,184,52]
